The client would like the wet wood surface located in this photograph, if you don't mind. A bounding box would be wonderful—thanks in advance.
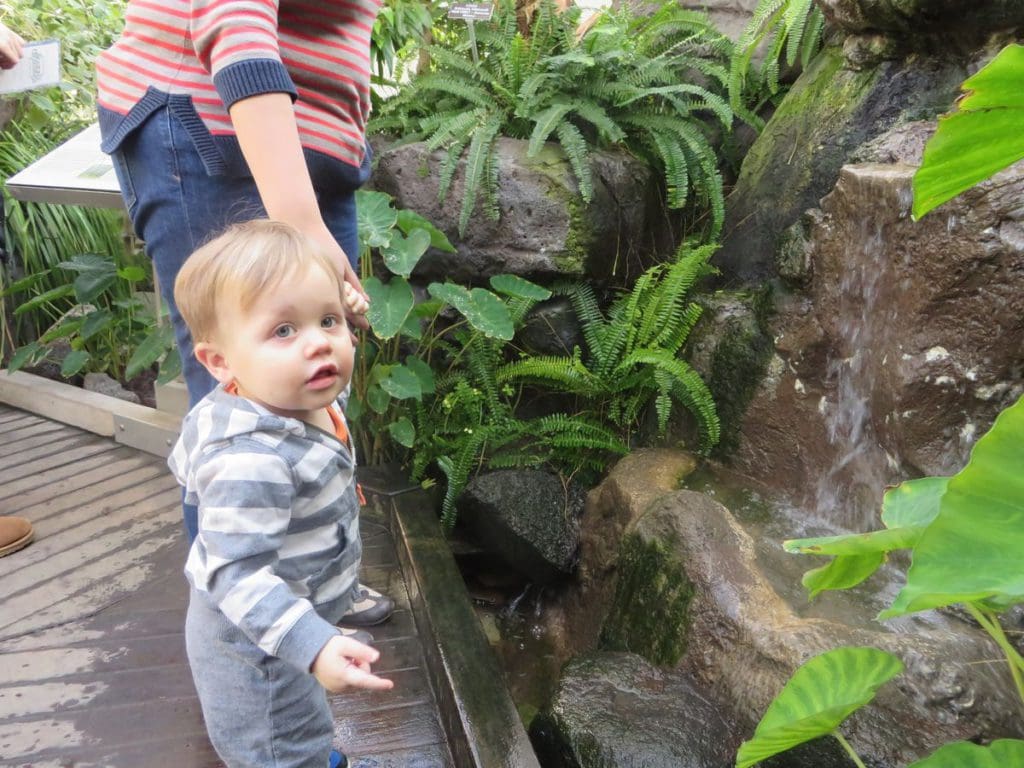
[0,406,454,767]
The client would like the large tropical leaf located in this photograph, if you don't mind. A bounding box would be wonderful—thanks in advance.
[785,476,949,598]
[427,283,514,339]
[356,190,399,250]
[907,739,1024,768]
[881,395,1024,618]
[381,228,431,277]
[735,647,903,768]
[912,44,1024,220]
[364,276,415,340]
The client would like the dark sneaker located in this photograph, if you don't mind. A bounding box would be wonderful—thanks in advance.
[339,584,394,627]
[329,749,348,768]
[339,626,374,646]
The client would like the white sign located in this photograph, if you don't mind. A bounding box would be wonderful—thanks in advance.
[448,3,494,21]
[0,39,61,95]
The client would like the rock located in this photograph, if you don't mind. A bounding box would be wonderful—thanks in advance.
[516,296,583,358]
[819,0,1024,37]
[731,161,1024,526]
[687,292,773,457]
[369,137,660,283]
[715,43,971,283]
[457,469,586,584]
[83,372,141,404]
[608,489,1024,767]
[545,449,698,659]
[530,651,740,768]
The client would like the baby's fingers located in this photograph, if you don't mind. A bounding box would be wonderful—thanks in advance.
[343,664,394,691]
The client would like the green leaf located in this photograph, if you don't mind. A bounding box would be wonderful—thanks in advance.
[40,317,86,344]
[379,364,423,400]
[364,276,415,340]
[117,265,148,282]
[396,210,456,253]
[381,228,431,277]
[404,355,436,395]
[356,190,399,250]
[489,274,552,301]
[428,283,514,340]
[735,647,903,768]
[60,349,92,378]
[881,395,1024,618]
[801,553,886,601]
[784,476,949,599]
[126,324,175,380]
[366,382,391,414]
[388,417,416,448]
[13,284,75,315]
[912,44,1024,219]
[6,342,44,373]
[908,739,1024,768]
[59,253,118,303]
[79,309,114,341]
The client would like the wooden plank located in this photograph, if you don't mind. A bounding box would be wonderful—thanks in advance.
[0,446,131,503]
[2,488,182,596]
[0,451,162,515]
[333,699,448,754]
[0,420,72,456]
[0,432,100,471]
[0,517,181,639]
[0,440,122,485]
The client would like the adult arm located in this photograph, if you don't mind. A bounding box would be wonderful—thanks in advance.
[189,0,368,319]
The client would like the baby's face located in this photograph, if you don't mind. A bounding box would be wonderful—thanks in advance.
[215,263,354,422]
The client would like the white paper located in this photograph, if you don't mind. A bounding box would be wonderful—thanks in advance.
[0,39,61,95]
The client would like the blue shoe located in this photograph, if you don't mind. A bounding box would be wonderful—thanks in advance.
[329,749,348,768]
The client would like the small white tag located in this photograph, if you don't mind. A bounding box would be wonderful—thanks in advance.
[0,39,61,95]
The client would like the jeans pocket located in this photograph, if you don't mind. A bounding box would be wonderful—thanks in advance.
[109,151,137,216]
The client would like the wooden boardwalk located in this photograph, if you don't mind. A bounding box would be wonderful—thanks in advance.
[0,405,455,767]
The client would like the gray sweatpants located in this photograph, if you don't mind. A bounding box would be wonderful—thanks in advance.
[186,591,334,767]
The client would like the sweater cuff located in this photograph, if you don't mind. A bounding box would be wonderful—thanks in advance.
[213,59,297,110]
[275,609,340,673]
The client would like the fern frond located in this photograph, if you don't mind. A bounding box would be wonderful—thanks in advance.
[527,103,574,155]
[784,0,814,66]
[457,112,503,236]
[801,7,826,69]
[556,121,593,203]
[570,98,626,143]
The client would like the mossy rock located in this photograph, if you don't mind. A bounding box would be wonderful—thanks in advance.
[599,530,694,666]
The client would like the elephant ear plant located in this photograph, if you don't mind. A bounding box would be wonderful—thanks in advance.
[350,190,626,525]
[739,395,1024,767]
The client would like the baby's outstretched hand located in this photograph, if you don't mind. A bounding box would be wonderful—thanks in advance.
[342,282,369,317]
[312,634,393,693]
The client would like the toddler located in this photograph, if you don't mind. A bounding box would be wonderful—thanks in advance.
[169,219,392,768]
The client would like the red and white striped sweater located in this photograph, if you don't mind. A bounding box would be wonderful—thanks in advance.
[97,0,382,169]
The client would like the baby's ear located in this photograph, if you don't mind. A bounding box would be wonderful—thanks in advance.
[193,341,234,385]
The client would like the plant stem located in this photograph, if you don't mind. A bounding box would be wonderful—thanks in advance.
[833,732,867,768]
[966,602,1024,707]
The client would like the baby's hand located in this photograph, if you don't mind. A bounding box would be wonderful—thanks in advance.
[342,282,369,316]
[312,634,393,693]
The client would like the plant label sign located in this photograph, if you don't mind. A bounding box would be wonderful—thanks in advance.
[0,39,61,95]
[448,2,494,21]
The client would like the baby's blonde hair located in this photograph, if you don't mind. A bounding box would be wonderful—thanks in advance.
[174,219,348,343]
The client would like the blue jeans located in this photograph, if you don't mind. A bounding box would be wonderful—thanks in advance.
[186,592,335,767]
[100,93,368,540]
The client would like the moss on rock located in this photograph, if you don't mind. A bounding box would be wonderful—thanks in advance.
[599,532,694,666]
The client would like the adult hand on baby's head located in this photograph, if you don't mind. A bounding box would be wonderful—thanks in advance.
[0,22,25,69]
[312,634,394,693]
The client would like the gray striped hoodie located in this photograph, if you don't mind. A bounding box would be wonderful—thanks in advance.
[169,385,361,673]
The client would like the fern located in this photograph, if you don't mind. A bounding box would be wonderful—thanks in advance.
[728,0,827,126]
[503,241,721,449]
[373,0,733,239]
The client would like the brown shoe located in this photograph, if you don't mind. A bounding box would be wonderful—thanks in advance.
[0,516,34,557]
